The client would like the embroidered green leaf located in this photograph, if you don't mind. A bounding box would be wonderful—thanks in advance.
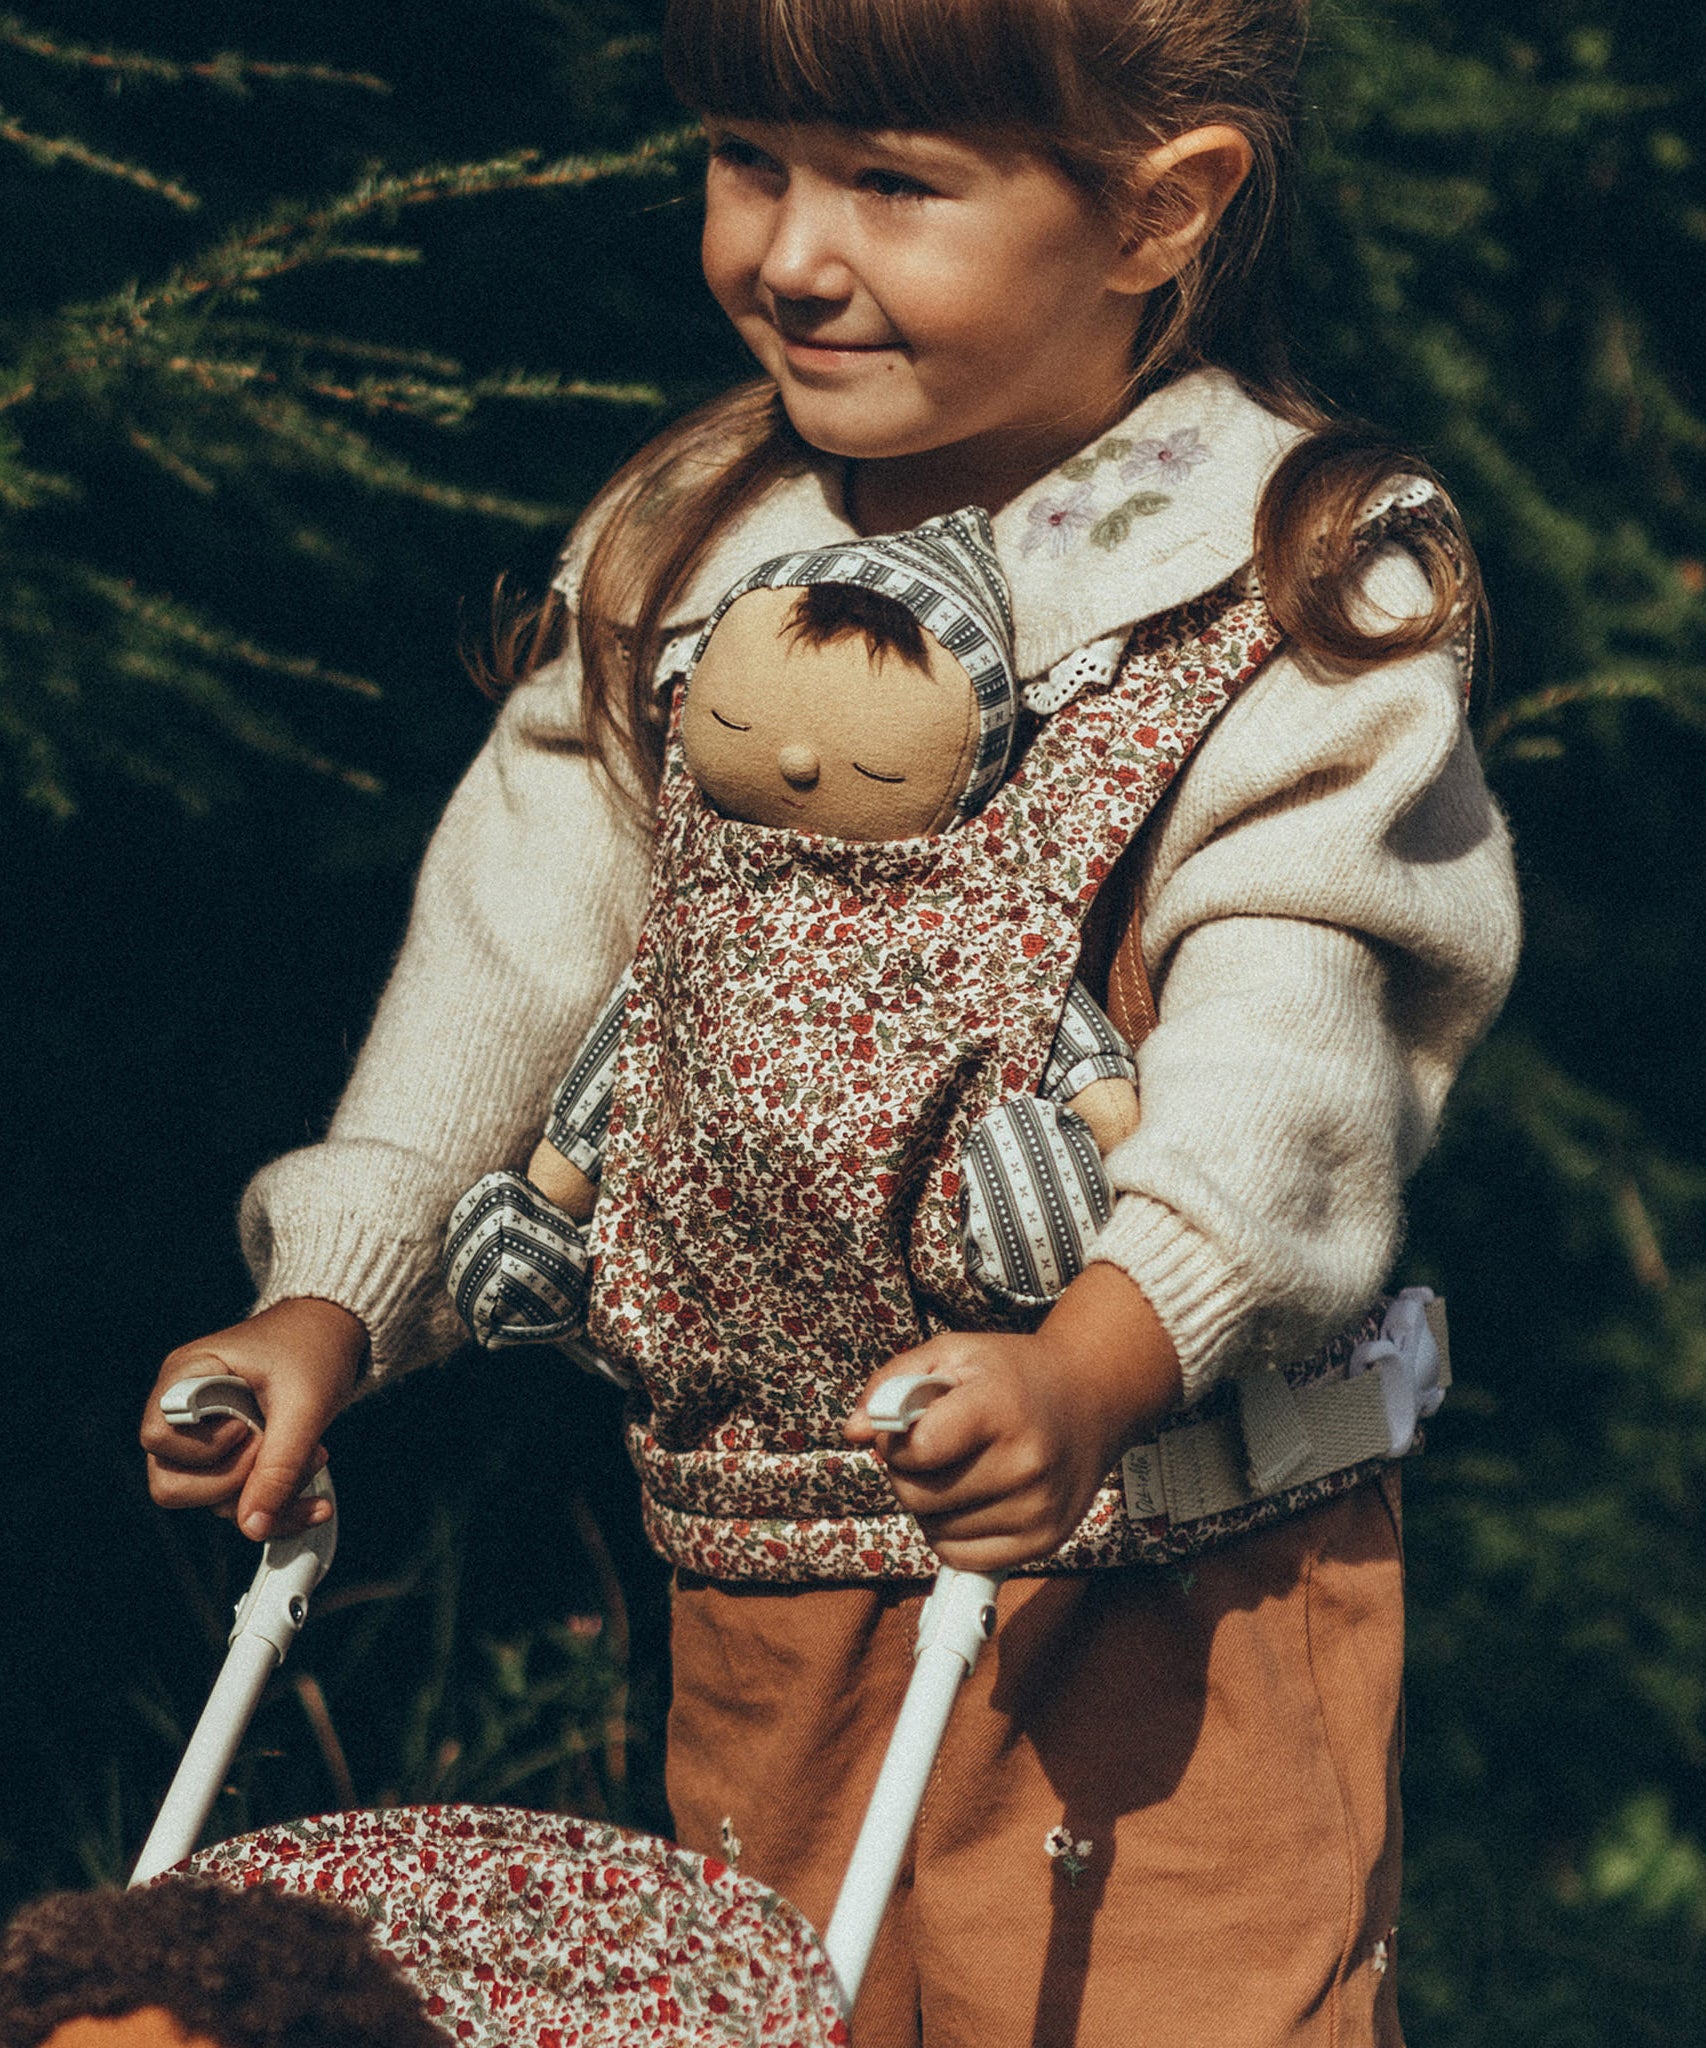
[1090,491,1172,549]
[1099,437,1133,463]
[1058,454,1098,482]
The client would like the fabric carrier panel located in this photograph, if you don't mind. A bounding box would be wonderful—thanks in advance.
[585,573,1271,1578]
[586,499,1456,1580]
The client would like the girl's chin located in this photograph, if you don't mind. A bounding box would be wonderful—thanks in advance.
[775,391,948,467]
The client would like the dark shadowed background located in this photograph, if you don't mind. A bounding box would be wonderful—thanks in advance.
[1,4,1703,2040]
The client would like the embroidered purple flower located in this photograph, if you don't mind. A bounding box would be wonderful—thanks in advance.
[1119,427,1211,487]
[1021,483,1096,557]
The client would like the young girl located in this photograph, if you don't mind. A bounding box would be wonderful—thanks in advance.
[141,1,1521,2042]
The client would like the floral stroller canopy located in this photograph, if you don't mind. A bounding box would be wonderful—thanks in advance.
[183,1804,848,2048]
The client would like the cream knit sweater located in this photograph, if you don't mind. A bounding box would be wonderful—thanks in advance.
[240,376,1520,1403]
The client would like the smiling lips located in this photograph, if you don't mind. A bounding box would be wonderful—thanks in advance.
[777,329,901,357]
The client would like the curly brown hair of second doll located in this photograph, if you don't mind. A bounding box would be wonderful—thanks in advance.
[0,1883,447,2048]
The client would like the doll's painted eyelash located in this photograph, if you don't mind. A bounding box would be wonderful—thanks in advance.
[853,763,906,784]
[711,709,752,731]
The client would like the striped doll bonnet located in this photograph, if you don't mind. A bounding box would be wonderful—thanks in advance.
[684,505,1019,824]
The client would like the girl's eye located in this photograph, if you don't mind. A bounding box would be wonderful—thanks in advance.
[853,763,906,783]
[709,135,782,179]
[711,708,752,731]
[858,168,934,202]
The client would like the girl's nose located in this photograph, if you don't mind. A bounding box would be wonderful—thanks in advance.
[757,191,852,305]
[778,743,820,789]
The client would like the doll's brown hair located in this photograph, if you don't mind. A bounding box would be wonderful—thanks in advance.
[0,1883,447,2048]
[785,584,931,669]
[499,0,1480,803]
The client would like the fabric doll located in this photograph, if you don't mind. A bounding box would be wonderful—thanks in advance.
[444,509,1141,1353]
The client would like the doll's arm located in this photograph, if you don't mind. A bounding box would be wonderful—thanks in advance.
[960,979,1139,1308]
[443,966,636,1352]
[1042,978,1141,1154]
[525,967,634,1221]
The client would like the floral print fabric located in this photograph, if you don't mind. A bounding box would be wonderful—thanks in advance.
[586,500,1458,1583]
[182,1804,847,2048]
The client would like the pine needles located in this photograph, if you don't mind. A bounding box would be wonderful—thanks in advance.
[0,17,687,815]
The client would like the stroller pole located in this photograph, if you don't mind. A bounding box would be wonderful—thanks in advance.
[822,1375,1005,2015]
[131,1377,337,1886]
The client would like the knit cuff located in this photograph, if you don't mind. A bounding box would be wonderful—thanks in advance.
[242,1199,463,1383]
[1085,1192,1255,1403]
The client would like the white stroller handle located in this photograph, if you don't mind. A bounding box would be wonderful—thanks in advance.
[824,1371,1005,2015]
[865,1371,956,1433]
[131,1375,338,1886]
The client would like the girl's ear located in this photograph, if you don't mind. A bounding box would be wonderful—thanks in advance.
[1107,124,1256,296]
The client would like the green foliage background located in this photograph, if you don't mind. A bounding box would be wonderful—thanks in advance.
[1,2,1702,2039]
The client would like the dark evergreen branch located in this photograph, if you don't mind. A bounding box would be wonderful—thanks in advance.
[222,324,463,378]
[111,646,382,792]
[114,130,698,323]
[234,389,572,524]
[0,14,390,94]
[125,422,216,494]
[303,367,664,424]
[1479,665,1706,758]
[82,572,383,699]
[0,108,198,208]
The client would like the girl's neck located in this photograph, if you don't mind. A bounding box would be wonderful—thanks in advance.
[845,395,1143,537]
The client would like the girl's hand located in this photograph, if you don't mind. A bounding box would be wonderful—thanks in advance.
[140,1297,368,1541]
[844,1264,1182,1572]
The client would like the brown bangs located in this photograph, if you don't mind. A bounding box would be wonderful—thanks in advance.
[663,0,1083,141]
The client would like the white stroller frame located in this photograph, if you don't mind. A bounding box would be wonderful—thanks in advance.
[130,1370,995,2019]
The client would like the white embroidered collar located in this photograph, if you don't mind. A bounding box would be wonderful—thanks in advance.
[556,366,1306,690]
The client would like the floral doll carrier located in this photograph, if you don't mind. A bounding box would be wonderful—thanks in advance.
[183,1806,848,2047]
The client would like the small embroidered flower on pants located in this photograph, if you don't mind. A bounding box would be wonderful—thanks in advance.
[1044,1826,1094,1886]
[719,1816,742,1864]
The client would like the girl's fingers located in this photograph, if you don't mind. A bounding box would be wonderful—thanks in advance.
[145,1433,261,1510]
[140,1413,253,1474]
[926,1529,1048,1573]
[236,1409,334,1540]
[880,1380,1009,1475]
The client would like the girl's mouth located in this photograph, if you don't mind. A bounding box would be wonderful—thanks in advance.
[779,334,902,366]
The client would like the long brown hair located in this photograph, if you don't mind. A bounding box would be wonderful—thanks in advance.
[497,0,1480,804]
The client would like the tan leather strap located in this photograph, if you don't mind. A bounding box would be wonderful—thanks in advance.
[1105,906,1158,1049]
[1096,846,1159,1049]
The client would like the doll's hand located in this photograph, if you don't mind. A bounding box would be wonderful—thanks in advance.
[844,1264,1182,1572]
[140,1298,367,1541]
[525,1136,597,1223]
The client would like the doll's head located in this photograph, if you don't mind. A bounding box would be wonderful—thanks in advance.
[680,505,1018,841]
[0,1884,446,2048]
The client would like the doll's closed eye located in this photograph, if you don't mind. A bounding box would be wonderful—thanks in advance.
[711,708,752,732]
[853,763,906,784]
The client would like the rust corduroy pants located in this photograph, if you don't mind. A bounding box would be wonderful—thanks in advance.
[667,1475,1405,2048]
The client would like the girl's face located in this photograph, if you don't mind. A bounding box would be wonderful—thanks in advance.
[701,121,1151,528]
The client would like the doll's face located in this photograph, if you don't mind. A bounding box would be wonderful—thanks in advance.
[681,585,981,840]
